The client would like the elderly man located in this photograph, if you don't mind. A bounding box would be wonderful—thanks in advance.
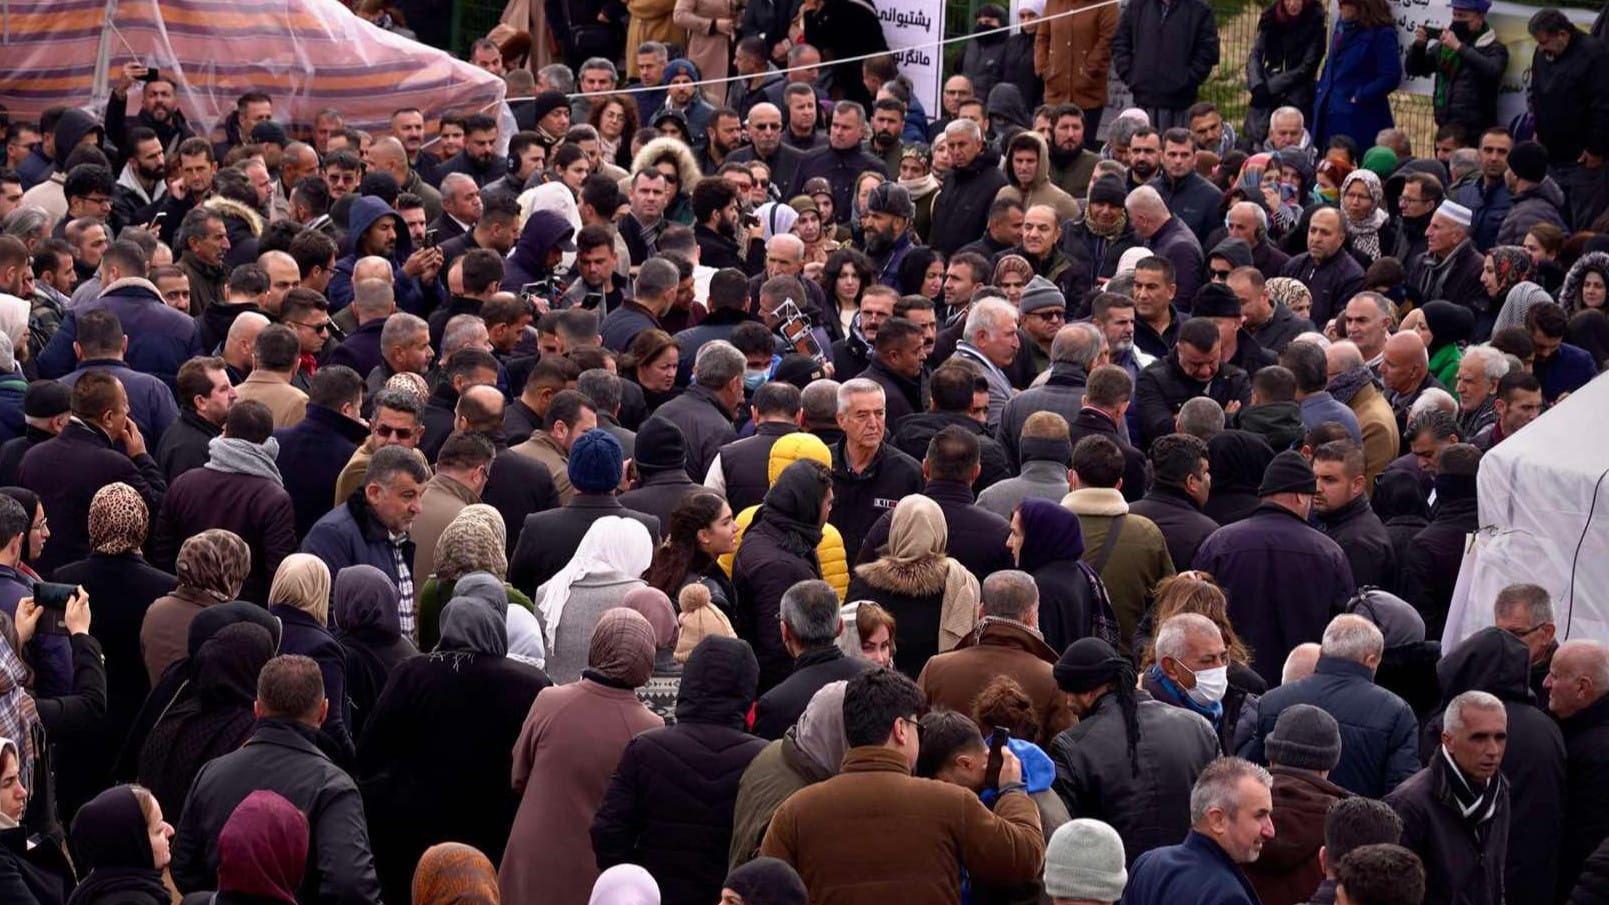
[363,312,432,401]
[1264,106,1316,161]
[1121,758,1273,905]
[1453,343,1508,438]
[1144,613,1256,753]
[1135,318,1252,448]
[1407,201,1486,317]
[726,103,802,198]
[752,580,874,739]
[1325,341,1398,490]
[1242,614,1419,796]
[828,379,923,560]
[1492,583,1557,705]
[1342,292,1394,372]
[432,173,482,244]
[1196,451,1356,684]
[952,297,1021,426]
[1470,370,1543,451]
[1380,331,1444,444]
[1547,639,1609,897]
[1386,691,1510,905]
[1224,201,1290,278]
[926,118,1007,255]
[997,322,1103,467]
[1281,209,1364,329]
[1127,186,1204,307]
[650,340,744,479]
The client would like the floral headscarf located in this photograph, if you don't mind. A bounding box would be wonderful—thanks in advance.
[88,482,148,555]
[993,254,1034,285]
[412,843,499,905]
[1485,245,1535,300]
[434,504,508,582]
[177,530,252,602]
[1266,277,1314,320]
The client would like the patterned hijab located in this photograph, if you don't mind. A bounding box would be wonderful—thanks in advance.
[1485,246,1535,300]
[88,483,148,555]
[434,504,508,582]
[176,530,252,602]
[412,842,499,905]
[1340,170,1388,260]
[587,607,657,688]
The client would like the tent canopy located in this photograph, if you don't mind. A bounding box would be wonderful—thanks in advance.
[1444,373,1609,646]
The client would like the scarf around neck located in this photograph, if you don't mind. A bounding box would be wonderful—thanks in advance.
[1328,364,1376,405]
[1440,744,1504,826]
[205,436,284,485]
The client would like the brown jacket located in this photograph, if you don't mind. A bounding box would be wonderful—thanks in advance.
[1243,766,1351,905]
[917,618,1075,748]
[1345,382,1399,495]
[1035,0,1120,110]
[511,431,575,504]
[759,746,1044,905]
[139,587,214,685]
[411,472,480,579]
[625,0,683,79]
[333,442,432,507]
[235,370,308,429]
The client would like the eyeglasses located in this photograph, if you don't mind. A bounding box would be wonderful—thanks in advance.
[1505,622,1549,638]
[375,424,415,439]
[755,179,770,188]
[901,715,924,741]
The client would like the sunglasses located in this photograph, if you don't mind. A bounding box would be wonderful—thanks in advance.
[750,122,781,131]
[294,320,332,334]
[1210,269,1233,280]
[375,424,414,439]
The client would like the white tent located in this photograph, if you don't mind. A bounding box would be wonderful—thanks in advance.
[1443,373,1609,647]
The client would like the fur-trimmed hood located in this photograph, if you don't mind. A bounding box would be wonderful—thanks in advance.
[854,553,948,596]
[204,196,265,238]
[630,136,702,198]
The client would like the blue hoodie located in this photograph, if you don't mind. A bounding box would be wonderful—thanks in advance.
[327,195,438,316]
[500,210,575,293]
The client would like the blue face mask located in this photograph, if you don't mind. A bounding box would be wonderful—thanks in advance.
[743,368,769,391]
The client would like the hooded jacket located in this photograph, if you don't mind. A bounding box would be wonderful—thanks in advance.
[328,196,436,316]
[1495,178,1568,248]
[1422,628,1564,904]
[998,132,1079,224]
[720,433,851,599]
[592,636,769,905]
[502,209,575,294]
[1202,430,1276,525]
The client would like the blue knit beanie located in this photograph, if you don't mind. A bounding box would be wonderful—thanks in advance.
[568,429,623,493]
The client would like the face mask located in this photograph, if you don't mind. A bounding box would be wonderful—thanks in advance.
[1183,664,1230,705]
[1313,184,1339,204]
[743,368,769,391]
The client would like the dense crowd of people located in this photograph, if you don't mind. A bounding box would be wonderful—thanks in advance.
[0,0,1607,902]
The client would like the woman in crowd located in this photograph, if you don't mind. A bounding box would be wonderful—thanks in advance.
[1313,0,1401,149]
[622,586,682,723]
[1416,299,1475,387]
[674,584,738,664]
[414,842,500,905]
[331,565,416,740]
[1561,251,1609,313]
[1524,222,1567,294]
[588,96,639,169]
[417,504,533,651]
[993,254,1034,305]
[972,676,1072,836]
[733,458,833,692]
[0,735,72,905]
[137,621,274,822]
[644,492,740,625]
[1338,170,1395,265]
[553,143,593,196]
[197,790,309,905]
[358,575,549,905]
[789,197,838,268]
[1265,275,1314,322]
[1482,245,1542,337]
[837,600,896,668]
[898,145,939,242]
[846,495,980,679]
[819,248,873,338]
[621,329,682,414]
[265,554,352,763]
[537,516,655,685]
[1569,308,1609,368]
[897,247,946,305]
[502,609,663,905]
[1007,498,1118,655]
[592,635,767,904]
[65,785,172,905]
[1245,0,1326,146]
[139,530,250,686]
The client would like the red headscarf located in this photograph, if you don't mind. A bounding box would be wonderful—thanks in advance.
[217,790,310,905]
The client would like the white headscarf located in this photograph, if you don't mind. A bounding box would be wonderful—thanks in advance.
[589,864,660,905]
[536,516,654,651]
[519,181,582,271]
[506,605,547,668]
[755,202,799,242]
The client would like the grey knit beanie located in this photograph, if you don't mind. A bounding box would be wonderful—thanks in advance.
[1043,819,1127,902]
[1265,703,1342,772]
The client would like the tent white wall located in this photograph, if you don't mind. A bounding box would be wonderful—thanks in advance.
[1443,373,1609,647]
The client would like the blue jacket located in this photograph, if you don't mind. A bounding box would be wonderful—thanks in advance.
[1298,391,1362,442]
[60,358,179,442]
[0,564,70,697]
[1125,831,1261,905]
[38,278,204,388]
[1239,655,1421,797]
[300,492,416,596]
[327,196,437,316]
[1313,23,1402,148]
[500,210,575,294]
[1455,177,1512,254]
[0,372,24,444]
[1535,343,1598,402]
[274,404,370,539]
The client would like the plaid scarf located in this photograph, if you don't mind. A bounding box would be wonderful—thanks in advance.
[390,534,416,642]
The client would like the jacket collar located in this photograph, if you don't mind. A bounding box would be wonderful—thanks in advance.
[754,420,797,438]
[178,408,224,438]
[426,472,480,506]
[792,644,845,673]
[63,417,115,449]
[1314,655,1373,682]
[1063,486,1127,516]
[960,617,1057,662]
[684,383,735,419]
[1019,460,1070,483]
[1144,482,1204,511]
[301,404,370,443]
[346,490,409,546]
[839,745,912,776]
[922,479,976,505]
[1046,363,1089,387]
[568,493,625,511]
[1318,492,1373,527]
[100,276,164,299]
[246,717,330,761]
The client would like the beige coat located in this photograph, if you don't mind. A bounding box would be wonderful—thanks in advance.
[1035,0,1120,110]
[499,680,664,905]
[411,473,480,580]
[1346,382,1400,496]
[673,0,737,102]
[235,370,307,429]
[511,431,575,503]
[625,0,684,80]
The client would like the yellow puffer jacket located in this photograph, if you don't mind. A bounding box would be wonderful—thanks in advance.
[717,433,849,600]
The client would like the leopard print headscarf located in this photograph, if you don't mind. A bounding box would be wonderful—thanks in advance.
[88,482,147,556]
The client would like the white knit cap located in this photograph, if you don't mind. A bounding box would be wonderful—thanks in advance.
[1044,819,1128,902]
[1018,0,1047,17]
[1434,200,1472,228]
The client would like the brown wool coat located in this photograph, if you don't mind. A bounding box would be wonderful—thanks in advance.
[1243,766,1351,905]
[918,619,1075,749]
[759,746,1045,905]
[1035,0,1120,110]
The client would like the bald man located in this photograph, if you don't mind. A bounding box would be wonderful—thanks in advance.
[1548,639,1609,895]
[727,102,803,197]
[1379,331,1443,445]
[1281,207,1364,328]
[1325,340,1399,492]
[332,256,395,337]
[222,310,270,384]
[367,136,442,223]
[258,250,300,318]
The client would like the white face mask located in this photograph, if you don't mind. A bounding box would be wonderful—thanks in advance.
[1182,663,1230,706]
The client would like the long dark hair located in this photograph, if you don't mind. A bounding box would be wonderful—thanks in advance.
[897,246,944,299]
[820,247,873,306]
[644,492,728,598]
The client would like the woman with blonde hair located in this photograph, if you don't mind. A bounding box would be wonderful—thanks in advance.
[266,554,353,762]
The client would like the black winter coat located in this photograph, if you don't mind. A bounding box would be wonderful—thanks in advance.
[734,517,823,694]
[853,479,1014,581]
[1135,351,1253,448]
[592,636,768,905]
[928,150,1010,255]
[715,422,799,515]
[1403,487,1479,639]
[1422,628,1563,905]
[1385,751,1509,905]
[357,650,550,905]
[1067,408,1149,503]
[620,469,703,530]
[149,465,297,606]
[171,719,384,905]
[1282,251,1365,328]
[18,421,165,576]
[273,404,370,540]
[1528,29,1609,165]
[752,646,873,740]
[651,386,737,481]
[1202,431,1276,526]
[827,441,923,563]
[1247,0,1327,120]
[1315,494,1396,590]
[891,412,1012,496]
[153,410,221,483]
[508,495,662,596]
[1030,558,1109,658]
[1112,0,1219,109]
[480,432,563,558]
[1051,691,1220,865]
[1560,693,1609,901]
[1406,30,1508,134]
[1130,484,1220,573]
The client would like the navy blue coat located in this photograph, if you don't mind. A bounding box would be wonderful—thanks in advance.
[327,196,438,316]
[1240,656,1421,797]
[274,404,370,539]
[1125,831,1260,905]
[1313,23,1402,148]
[37,279,204,387]
[300,493,416,595]
[0,372,24,444]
